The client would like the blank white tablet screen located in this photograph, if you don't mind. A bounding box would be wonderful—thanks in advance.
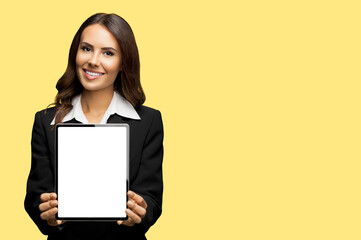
[57,125,127,218]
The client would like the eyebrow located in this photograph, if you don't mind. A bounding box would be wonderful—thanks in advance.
[80,42,118,52]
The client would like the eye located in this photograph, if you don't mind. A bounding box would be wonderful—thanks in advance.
[104,51,115,56]
[81,46,91,52]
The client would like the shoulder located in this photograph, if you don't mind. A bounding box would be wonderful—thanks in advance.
[135,105,162,121]
[34,107,56,126]
[134,105,164,142]
[133,105,164,133]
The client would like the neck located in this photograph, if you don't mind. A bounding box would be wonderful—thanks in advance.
[81,88,114,116]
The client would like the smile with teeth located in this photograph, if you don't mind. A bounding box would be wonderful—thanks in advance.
[83,69,105,80]
[85,70,103,76]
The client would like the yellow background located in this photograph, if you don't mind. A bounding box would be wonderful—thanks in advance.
[0,0,360,239]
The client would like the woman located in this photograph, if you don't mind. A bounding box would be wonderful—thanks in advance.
[24,13,164,240]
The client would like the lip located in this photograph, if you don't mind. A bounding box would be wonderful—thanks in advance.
[82,68,105,80]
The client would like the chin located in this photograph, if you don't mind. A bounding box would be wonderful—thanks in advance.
[80,82,113,93]
[82,85,104,92]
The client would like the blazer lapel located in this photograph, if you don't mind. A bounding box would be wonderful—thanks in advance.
[64,118,82,124]
[107,114,126,123]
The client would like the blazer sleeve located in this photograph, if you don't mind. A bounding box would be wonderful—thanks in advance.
[131,110,164,234]
[24,111,60,235]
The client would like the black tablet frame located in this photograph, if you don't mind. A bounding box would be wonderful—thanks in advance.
[55,123,129,221]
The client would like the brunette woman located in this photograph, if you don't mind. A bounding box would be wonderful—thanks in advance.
[25,13,163,240]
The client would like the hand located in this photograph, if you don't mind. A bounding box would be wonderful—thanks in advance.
[39,193,66,226]
[117,191,147,226]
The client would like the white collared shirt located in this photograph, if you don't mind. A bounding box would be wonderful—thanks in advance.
[50,91,141,125]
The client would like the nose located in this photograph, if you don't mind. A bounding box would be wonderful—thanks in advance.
[88,52,100,67]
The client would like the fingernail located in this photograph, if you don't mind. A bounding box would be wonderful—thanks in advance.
[128,201,134,207]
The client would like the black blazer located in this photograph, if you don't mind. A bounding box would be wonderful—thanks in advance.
[25,106,164,240]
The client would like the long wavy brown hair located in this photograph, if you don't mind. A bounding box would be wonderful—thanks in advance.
[47,13,145,125]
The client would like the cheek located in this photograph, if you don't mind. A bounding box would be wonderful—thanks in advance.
[75,52,87,67]
[103,59,122,74]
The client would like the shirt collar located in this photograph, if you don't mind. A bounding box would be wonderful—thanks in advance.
[50,91,141,125]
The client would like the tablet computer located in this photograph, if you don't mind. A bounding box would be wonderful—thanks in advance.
[55,124,129,221]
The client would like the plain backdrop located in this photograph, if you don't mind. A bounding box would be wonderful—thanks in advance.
[1,0,361,239]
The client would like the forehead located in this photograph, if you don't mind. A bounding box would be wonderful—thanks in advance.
[80,24,120,50]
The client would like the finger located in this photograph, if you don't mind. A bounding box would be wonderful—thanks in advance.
[56,220,65,225]
[46,212,64,226]
[121,218,135,226]
[40,207,58,220]
[127,200,146,218]
[47,219,58,226]
[117,217,135,226]
[47,218,63,226]
[123,220,135,226]
[40,193,57,203]
[125,208,142,224]
[128,191,147,209]
[50,193,57,200]
[47,217,58,226]
[39,200,58,212]
[40,193,52,203]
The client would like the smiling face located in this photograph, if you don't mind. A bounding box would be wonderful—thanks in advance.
[75,24,122,93]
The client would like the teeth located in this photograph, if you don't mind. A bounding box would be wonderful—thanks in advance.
[85,70,103,76]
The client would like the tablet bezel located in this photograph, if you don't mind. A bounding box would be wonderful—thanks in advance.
[55,123,129,221]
